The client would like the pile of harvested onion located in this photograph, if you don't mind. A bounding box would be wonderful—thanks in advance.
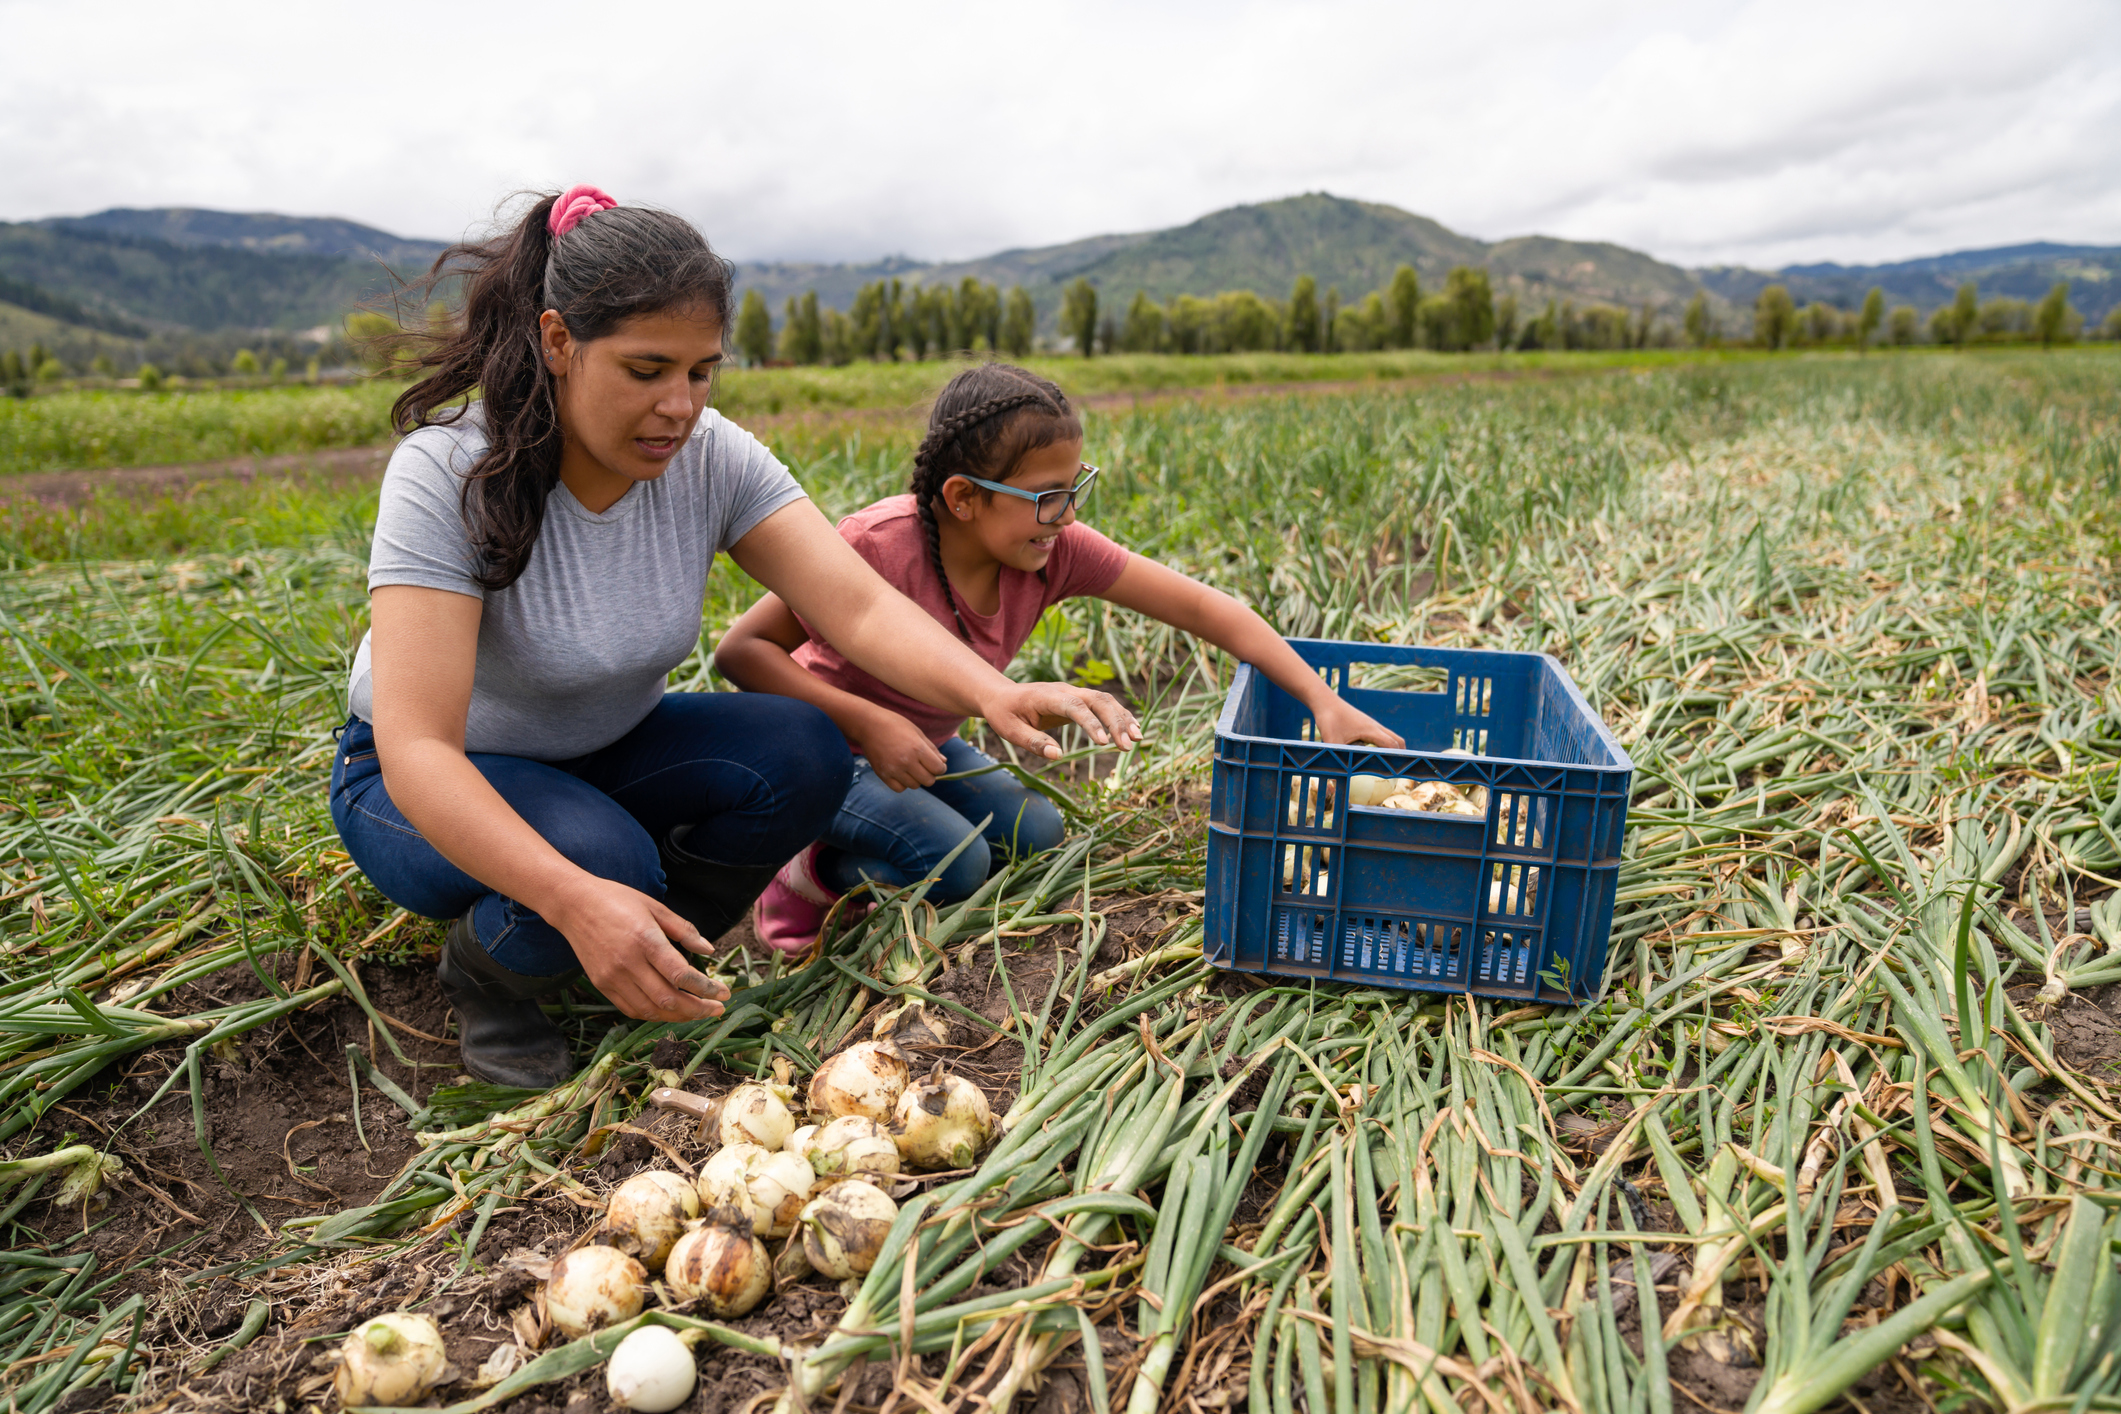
[345,1063,996,1410]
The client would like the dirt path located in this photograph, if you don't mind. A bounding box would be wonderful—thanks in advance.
[0,363,1573,509]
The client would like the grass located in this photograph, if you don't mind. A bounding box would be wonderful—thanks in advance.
[3,349,2121,1410]
[0,344,1827,479]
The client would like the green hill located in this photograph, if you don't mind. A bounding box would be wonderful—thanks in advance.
[732,194,1715,321]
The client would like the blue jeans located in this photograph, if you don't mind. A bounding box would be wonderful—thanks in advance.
[818,736,1066,903]
[330,693,852,976]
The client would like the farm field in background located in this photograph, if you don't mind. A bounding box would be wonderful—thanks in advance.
[1,351,2120,1413]
[0,346,1798,480]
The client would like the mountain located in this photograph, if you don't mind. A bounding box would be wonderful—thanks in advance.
[5,199,2114,351]
[0,211,445,337]
[1698,243,2121,324]
[732,194,1709,321]
[48,208,451,269]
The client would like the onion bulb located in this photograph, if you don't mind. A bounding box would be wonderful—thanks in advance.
[698,1141,767,1196]
[808,1041,910,1122]
[665,1208,771,1316]
[698,1146,815,1238]
[805,1115,901,1184]
[334,1312,449,1407]
[784,1124,819,1160]
[892,1064,993,1171]
[544,1245,648,1339]
[718,1083,796,1150]
[601,1170,700,1271]
[606,1324,698,1412]
[800,1179,899,1279]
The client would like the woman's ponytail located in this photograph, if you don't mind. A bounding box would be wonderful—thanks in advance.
[381,190,732,590]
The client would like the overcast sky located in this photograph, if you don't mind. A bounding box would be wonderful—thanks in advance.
[3,0,2115,271]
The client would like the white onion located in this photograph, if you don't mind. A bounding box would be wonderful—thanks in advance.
[718,1083,796,1150]
[892,1064,993,1171]
[544,1245,648,1339]
[800,1179,899,1279]
[335,1312,449,1407]
[665,1211,771,1316]
[808,1041,910,1122]
[698,1141,768,1197]
[606,1324,698,1412]
[805,1115,901,1184]
[601,1170,700,1272]
[784,1123,819,1160]
[698,1146,816,1238]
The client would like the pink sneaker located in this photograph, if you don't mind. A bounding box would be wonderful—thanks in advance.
[753,845,839,955]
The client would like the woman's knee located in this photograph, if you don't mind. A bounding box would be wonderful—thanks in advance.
[761,701,855,839]
[538,812,663,895]
[990,790,1065,858]
[930,833,992,902]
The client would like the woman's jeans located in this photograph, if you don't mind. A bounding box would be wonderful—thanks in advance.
[818,736,1065,903]
[330,693,851,977]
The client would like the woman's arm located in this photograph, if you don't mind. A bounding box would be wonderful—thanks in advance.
[726,500,1141,757]
[714,592,949,792]
[366,585,731,1024]
[1099,554,1405,748]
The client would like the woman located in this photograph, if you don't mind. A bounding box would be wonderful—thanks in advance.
[332,186,1137,1088]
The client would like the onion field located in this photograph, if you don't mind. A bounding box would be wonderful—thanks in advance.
[1,350,2120,1414]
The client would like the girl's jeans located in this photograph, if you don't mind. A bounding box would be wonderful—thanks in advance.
[330,693,852,976]
[818,736,1066,902]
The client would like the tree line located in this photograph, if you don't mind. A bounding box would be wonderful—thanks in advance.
[1736,279,2094,351]
[736,262,1702,364]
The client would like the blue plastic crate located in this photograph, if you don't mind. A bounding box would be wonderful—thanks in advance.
[1206,640,1632,1004]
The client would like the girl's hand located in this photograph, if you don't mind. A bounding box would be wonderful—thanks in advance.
[1315,698,1405,749]
[549,876,732,1023]
[856,708,949,792]
[983,681,1143,759]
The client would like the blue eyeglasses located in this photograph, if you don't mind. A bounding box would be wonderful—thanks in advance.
[960,464,1100,525]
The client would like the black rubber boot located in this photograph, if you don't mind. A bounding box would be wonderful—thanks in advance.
[436,914,577,1089]
[658,828,784,942]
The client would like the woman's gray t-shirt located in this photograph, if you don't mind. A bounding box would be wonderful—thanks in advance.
[346,408,806,761]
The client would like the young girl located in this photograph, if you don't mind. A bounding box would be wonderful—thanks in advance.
[334,195,1136,1088]
[715,363,1402,952]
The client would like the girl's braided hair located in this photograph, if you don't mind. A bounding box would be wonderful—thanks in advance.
[909,363,1082,639]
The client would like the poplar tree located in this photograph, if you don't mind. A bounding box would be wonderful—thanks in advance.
[1287,275,1320,352]
[735,290,773,366]
[1683,292,1712,348]
[1754,285,1795,350]
[2034,281,2072,348]
[1856,288,1884,352]
[1001,287,1036,357]
[1951,281,1979,346]
[1121,291,1164,352]
[1443,267,1495,350]
[1387,265,1420,348]
[1062,279,1098,357]
[1322,286,1341,352]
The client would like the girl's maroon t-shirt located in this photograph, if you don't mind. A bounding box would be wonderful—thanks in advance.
[790,493,1132,745]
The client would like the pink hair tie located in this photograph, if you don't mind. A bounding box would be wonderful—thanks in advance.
[549,184,617,237]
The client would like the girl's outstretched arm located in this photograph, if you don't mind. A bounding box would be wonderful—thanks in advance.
[727,499,1141,762]
[715,592,950,791]
[1100,554,1405,748]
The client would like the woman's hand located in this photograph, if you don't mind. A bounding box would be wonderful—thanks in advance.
[982,681,1143,759]
[854,707,949,792]
[1314,698,1405,749]
[547,876,733,1023]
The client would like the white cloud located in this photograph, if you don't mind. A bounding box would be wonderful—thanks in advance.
[1,0,2114,270]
